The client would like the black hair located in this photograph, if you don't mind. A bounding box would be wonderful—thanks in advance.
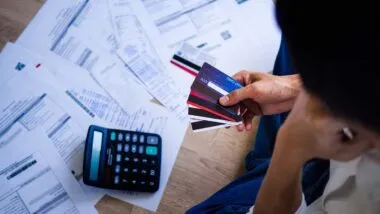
[276,0,380,132]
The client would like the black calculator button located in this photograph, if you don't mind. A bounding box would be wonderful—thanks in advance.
[138,145,144,154]
[133,157,139,163]
[149,181,155,186]
[115,165,121,173]
[124,144,130,153]
[132,134,138,143]
[140,181,146,185]
[123,167,129,173]
[147,136,159,145]
[150,159,157,165]
[125,133,131,142]
[132,180,137,185]
[118,133,123,141]
[116,154,122,162]
[149,169,156,176]
[132,168,138,174]
[114,176,120,184]
[110,132,116,141]
[139,135,145,143]
[142,158,148,164]
[141,169,148,175]
[124,156,130,162]
[131,145,137,153]
[122,179,128,184]
[117,143,122,152]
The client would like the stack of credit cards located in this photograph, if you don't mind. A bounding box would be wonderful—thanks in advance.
[187,63,243,132]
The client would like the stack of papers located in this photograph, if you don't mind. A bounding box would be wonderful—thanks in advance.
[0,0,280,212]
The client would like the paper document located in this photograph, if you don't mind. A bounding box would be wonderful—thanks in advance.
[0,60,91,178]
[1,43,166,135]
[3,42,185,210]
[0,130,97,213]
[127,0,281,93]
[72,0,119,53]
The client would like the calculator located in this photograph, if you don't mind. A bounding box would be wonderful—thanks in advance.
[83,125,162,192]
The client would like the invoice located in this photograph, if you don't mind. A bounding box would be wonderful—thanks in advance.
[0,130,97,214]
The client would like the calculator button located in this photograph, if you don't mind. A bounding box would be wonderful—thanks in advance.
[132,134,138,143]
[122,179,128,184]
[132,168,138,174]
[132,180,137,185]
[131,145,137,153]
[125,133,131,142]
[141,169,148,175]
[124,144,130,152]
[124,156,130,162]
[139,135,145,143]
[123,167,129,173]
[118,133,123,141]
[115,165,121,173]
[140,181,146,185]
[142,158,148,164]
[116,154,121,162]
[133,157,139,163]
[147,136,159,145]
[149,181,155,186]
[146,146,158,156]
[150,159,157,165]
[138,145,144,154]
[117,143,122,152]
[114,176,120,184]
[149,169,156,176]
[110,132,116,141]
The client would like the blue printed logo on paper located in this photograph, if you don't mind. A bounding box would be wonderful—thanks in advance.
[15,62,25,71]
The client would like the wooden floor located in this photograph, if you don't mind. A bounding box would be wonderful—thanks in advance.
[0,0,258,213]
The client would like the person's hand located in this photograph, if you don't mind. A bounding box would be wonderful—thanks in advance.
[219,71,301,131]
[275,90,372,163]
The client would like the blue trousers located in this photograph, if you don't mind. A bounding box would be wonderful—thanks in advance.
[186,41,330,214]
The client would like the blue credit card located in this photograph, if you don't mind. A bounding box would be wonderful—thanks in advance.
[193,63,242,96]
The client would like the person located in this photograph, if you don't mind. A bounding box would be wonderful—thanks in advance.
[187,0,380,213]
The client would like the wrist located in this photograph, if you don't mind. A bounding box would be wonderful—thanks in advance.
[286,74,302,100]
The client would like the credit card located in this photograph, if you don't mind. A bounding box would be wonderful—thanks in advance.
[170,43,216,76]
[191,120,231,132]
[187,93,242,122]
[189,63,243,122]
[188,104,241,125]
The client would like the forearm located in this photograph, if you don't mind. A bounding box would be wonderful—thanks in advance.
[254,135,305,214]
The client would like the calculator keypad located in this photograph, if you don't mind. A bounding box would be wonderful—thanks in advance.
[108,130,161,192]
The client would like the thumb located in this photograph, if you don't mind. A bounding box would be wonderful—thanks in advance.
[219,86,255,106]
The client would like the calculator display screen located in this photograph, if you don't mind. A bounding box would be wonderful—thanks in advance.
[90,131,103,181]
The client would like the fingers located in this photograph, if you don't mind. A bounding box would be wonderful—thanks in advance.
[219,86,256,106]
[243,111,255,131]
[235,110,255,132]
[233,71,262,85]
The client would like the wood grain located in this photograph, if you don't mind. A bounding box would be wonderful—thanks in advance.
[0,1,259,212]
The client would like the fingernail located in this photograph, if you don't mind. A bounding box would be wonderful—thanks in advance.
[238,124,244,130]
[246,124,252,130]
[220,96,229,104]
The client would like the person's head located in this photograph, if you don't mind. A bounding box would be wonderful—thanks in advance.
[276,1,380,152]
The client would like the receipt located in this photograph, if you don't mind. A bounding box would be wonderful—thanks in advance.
[107,0,188,120]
